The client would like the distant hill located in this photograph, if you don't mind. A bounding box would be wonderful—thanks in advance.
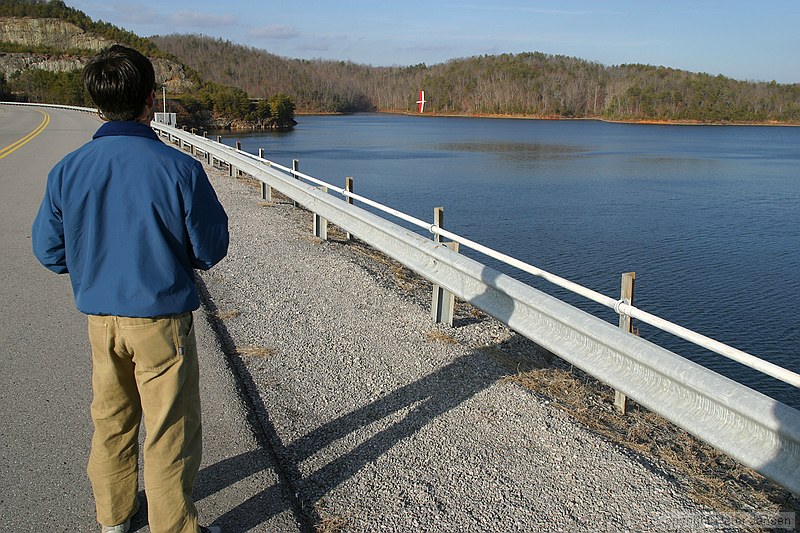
[152,33,800,124]
[150,34,378,113]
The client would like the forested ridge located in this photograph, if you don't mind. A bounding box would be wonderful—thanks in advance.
[2,0,799,124]
[152,34,800,124]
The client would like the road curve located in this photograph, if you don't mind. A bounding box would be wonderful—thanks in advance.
[0,104,302,532]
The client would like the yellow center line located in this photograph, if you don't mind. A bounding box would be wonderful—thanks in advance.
[0,110,51,160]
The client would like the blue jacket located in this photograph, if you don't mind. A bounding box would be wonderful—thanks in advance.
[32,120,229,317]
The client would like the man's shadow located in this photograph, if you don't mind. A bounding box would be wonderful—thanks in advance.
[130,263,533,532]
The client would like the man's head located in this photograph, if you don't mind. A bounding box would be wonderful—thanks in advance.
[83,45,156,122]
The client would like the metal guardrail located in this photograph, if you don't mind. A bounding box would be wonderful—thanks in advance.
[0,101,97,113]
[150,121,800,497]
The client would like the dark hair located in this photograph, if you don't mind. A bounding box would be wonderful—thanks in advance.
[82,45,155,121]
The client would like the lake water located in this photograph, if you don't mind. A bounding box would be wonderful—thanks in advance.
[218,114,800,408]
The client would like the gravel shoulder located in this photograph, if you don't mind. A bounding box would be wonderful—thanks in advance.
[197,161,793,532]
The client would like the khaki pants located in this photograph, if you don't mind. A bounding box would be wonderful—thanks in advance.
[86,313,201,533]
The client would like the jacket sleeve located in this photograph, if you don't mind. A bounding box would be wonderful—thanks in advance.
[183,161,229,270]
[31,170,68,274]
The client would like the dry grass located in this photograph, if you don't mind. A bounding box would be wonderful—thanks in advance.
[504,366,800,519]
[313,506,348,533]
[270,189,292,203]
[479,345,543,374]
[467,305,485,319]
[236,345,277,357]
[425,329,461,345]
[234,173,262,190]
[214,309,240,320]
[389,262,422,292]
[348,241,432,296]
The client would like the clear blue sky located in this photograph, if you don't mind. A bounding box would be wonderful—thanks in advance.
[66,0,800,83]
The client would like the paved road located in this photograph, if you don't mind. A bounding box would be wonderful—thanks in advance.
[0,105,303,532]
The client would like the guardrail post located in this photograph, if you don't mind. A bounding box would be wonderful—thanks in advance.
[314,186,329,240]
[292,160,300,208]
[233,142,242,177]
[431,207,457,326]
[345,177,354,240]
[200,132,209,162]
[212,136,222,168]
[228,140,240,177]
[259,148,272,202]
[615,271,636,414]
[432,207,443,244]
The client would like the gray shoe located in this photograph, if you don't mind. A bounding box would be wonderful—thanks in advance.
[101,522,130,533]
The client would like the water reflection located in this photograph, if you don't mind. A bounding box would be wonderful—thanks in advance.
[438,141,585,162]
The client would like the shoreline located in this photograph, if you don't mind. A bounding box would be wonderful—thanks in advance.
[296,109,800,127]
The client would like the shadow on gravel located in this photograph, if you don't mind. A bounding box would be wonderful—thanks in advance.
[285,349,508,502]
[195,276,318,533]
[193,266,530,532]
[195,451,296,530]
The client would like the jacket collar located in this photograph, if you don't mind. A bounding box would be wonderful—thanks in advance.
[93,120,160,141]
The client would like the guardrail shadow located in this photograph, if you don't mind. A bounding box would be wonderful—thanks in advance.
[188,268,528,532]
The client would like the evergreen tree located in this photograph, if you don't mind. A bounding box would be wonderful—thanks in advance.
[268,93,295,127]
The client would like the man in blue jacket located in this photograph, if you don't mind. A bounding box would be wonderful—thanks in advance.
[32,45,228,533]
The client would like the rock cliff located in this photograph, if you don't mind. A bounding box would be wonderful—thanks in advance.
[0,17,193,90]
[0,16,113,50]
